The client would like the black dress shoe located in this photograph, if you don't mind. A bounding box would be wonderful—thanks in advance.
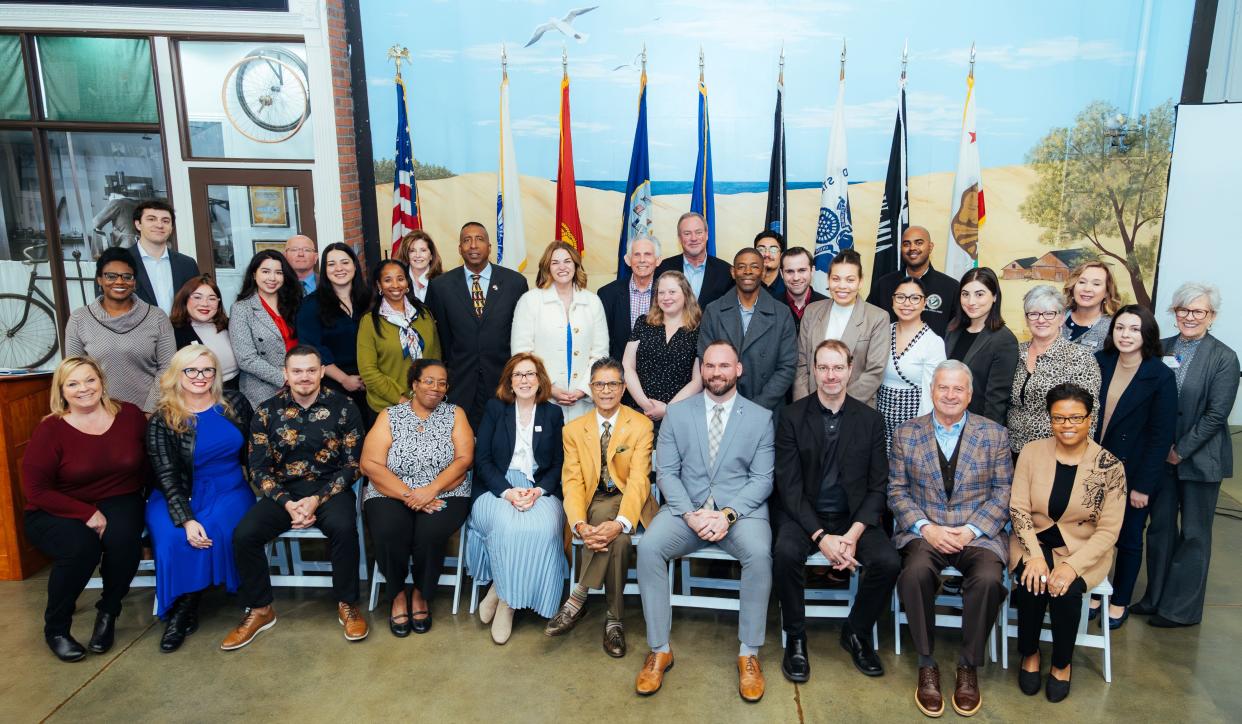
[839,625,883,677]
[410,610,432,634]
[1129,601,1157,615]
[1046,673,1071,702]
[781,636,810,683]
[88,611,116,654]
[1018,668,1042,695]
[46,634,87,662]
[388,613,411,638]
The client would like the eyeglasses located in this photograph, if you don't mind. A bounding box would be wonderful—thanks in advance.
[1025,311,1060,321]
[1174,307,1211,320]
[101,272,135,283]
[814,364,848,374]
[589,381,625,391]
[417,378,449,390]
[1050,414,1089,425]
[510,371,538,381]
[893,293,924,304]
[182,367,217,379]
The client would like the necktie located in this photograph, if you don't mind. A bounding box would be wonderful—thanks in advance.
[471,273,485,318]
[598,421,614,492]
[708,404,724,467]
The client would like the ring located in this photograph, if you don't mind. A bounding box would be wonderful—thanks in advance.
[1039,575,1048,583]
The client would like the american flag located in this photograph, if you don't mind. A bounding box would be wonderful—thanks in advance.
[391,76,422,256]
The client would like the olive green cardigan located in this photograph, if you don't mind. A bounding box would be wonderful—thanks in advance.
[356,310,441,412]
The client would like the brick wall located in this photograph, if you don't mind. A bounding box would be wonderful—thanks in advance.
[325,0,362,252]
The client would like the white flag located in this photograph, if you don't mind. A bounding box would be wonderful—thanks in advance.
[946,73,984,280]
[813,77,852,294]
[497,72,527,271]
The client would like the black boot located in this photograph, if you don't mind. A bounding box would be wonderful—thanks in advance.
[160,593,201,653]
[88,610,117,654]
[46,634,87,662]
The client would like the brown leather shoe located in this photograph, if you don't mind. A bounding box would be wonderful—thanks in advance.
[220,606,276,651]
[952,665,982,716]
[738,655,765,702]
[544,600,586,637]
[338,602,369,641]
[635,651,674,695]
[603,623,626,658]
[915,665,944,717]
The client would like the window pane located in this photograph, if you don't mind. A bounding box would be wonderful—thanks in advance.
[206,183,302,305]
[0,131,60,369]
[44,131,168,317]
[177,41,313,159]
[0,36,30,121]
[37,36,157,123]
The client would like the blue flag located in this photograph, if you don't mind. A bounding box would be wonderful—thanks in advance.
[691,77,716,256]
[617,69,652,279]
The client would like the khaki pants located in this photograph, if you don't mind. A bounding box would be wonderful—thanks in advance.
[577,490,631,620]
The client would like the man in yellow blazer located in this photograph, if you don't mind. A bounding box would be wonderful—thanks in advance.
[545,357,658,657]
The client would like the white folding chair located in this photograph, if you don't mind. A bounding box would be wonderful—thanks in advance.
[367,527,467,615]
[1000,577,1114,682]
[779,552,880,649]
[267,480,369,588]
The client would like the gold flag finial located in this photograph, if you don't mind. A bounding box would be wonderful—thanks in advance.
[387,45,410,80]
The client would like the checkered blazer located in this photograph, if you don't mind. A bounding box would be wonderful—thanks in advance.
[888,412,1014,564]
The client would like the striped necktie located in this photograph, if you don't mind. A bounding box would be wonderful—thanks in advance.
[471,274,485,318]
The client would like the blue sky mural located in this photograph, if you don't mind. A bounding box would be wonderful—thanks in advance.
[360,0,1192,185]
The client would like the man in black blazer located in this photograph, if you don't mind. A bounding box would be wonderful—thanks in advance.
[653,211,733,308]
[866,225,958,337]
[772,338,900,682]
[596,236,660,362]
[127,199,200,315]
[425,221,529,429]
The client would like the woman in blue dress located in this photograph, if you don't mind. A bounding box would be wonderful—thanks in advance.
[146,344,255,652]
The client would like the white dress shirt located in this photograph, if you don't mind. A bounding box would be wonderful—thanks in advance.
[138,243,175,314]
[595,409,633,533]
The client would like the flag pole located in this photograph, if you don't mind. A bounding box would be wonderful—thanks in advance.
[501,43,508,81]
[562,45,568,80]
[839,39,846,81]
[699,46,705,83]
[901,39,908,81]
[968,41,976,79]
[779,43,785,84]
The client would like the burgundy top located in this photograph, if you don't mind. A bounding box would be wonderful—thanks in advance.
[21,401,148,521]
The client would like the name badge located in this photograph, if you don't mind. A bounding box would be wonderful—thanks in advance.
[1162,355,1180,369]
[534,426,543,432]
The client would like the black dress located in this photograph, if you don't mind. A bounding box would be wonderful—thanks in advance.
[629,316,698,405]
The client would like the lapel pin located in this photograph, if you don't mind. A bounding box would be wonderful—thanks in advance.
[535,425,542,432]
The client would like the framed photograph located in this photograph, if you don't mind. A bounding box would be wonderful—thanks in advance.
[253,240,286,254]
[248,186,289,227]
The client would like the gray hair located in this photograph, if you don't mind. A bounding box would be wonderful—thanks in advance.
[932,359,974,387]
[1023,284,1067,314]
[627,235,661,258]
[1169,282,1221,314]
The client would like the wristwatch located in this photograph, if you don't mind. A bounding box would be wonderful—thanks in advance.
[722,507,739,526]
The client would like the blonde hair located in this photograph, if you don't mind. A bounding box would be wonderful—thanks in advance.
[154,345,231,433]
[644,270,702,331]
[1064,260,1121,316]
[535,241,588,290]
[48,357,120,418]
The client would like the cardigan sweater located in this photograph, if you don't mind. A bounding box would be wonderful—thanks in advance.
[356,310,441,412]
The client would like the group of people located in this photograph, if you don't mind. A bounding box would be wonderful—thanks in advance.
[20,201,1239,718]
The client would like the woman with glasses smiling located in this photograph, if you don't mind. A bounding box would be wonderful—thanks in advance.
[169,275,239,390]
[145,345,254,652]
[877,276,946,452]
[66,246,176,413]
[1007,285,1101,458]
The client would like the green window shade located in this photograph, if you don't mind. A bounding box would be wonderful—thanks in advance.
[0,36,29,120]
[37,36,156,123]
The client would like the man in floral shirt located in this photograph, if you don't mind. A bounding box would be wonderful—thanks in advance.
[222,345,368,650]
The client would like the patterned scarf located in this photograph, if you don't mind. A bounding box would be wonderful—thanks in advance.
[379,298,425,360]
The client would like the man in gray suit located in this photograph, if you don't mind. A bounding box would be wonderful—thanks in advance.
[635,341,775,702]
[696,248,797,410]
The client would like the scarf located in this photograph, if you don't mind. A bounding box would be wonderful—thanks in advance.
[379,297,425,360]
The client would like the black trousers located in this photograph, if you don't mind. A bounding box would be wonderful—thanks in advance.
[364,495,471,605]
[233,490,360,608]
[1112,485,1158,606]
[897,539,1007,667]
[1012,557,1088,669]
[772,511,900,638]
[24,493,144,636]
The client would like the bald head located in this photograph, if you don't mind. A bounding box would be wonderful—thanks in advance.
[284,234,318,277]
[900,225,933,274]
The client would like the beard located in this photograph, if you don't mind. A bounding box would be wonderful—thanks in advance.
[705,375,737,397]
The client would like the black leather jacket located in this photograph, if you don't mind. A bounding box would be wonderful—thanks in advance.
[146,389,252,527]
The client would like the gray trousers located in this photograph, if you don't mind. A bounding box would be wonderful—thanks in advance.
[1139,469,1221,624]
[637,508,772,650]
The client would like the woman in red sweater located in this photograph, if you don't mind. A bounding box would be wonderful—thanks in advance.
[22,357,147,662]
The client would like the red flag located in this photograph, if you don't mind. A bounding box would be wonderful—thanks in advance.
[555,72,584,252]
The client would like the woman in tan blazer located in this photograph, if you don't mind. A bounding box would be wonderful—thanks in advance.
[1010,382,1126,703]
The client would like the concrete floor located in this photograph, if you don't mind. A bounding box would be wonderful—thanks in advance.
[4,492,1242,722]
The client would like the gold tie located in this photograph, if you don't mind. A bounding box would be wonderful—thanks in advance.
[598,421,614,493]
[471,273,485,318]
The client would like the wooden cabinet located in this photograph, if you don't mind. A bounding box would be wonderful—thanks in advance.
[0,373,52,580]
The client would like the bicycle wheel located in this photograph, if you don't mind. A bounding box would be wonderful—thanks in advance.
[0,294,59,369]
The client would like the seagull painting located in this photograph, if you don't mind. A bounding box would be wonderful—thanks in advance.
[524,6,599,48]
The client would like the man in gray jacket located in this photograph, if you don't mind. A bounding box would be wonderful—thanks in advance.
[634,341,775,702]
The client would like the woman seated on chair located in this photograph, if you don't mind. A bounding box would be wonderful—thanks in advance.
[466,353,567,644]
[1010,382,1126,702]
[360,358,473,637]
[21,357,147,662]
[146,344,255,653]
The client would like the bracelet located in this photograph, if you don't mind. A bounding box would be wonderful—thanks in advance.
[811,530,827,545]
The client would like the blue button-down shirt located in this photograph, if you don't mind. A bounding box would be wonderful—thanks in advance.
[683,257,706,299]
[300,272,317,296]
[465,264,493,299]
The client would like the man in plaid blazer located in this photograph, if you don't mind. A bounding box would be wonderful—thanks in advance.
[888,360,1013,719]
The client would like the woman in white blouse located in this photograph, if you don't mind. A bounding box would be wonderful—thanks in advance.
[510,241,609,422]
[877,276,946,451]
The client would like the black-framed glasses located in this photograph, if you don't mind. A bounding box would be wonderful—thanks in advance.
[589,380,624,391]
[510,371,538,381]
[101,272,136,283]
[893,293,925,304]
[1174,307,1211,320]
[1025,310,1060,321]
[1050,414,1089,425]
[183,367,217,379]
